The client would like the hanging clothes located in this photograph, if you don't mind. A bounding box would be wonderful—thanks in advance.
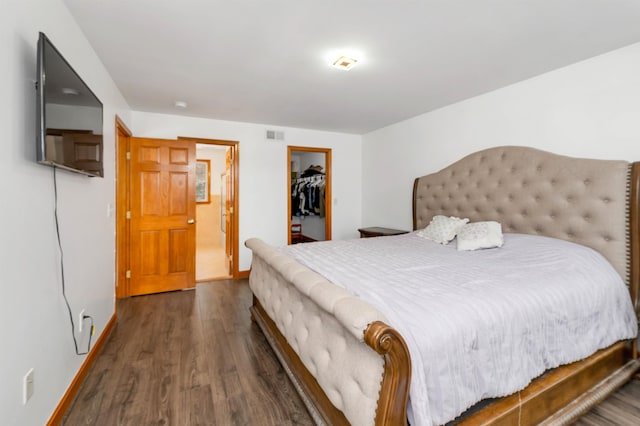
[319,185,326,218]
[291,174,326,217]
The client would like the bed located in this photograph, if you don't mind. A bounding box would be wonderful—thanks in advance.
[246,146,640,425]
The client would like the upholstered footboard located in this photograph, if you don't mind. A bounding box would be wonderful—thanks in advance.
[246,238,411,426]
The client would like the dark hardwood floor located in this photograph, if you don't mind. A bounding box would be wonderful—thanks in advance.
[63,280,640,425]
[62,280,312,426]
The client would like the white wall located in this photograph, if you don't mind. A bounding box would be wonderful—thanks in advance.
[362,42,640,231]
[1,0,130,423]
[131,112,362,271]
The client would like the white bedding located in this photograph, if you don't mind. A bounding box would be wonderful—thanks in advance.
[281,232,638,426]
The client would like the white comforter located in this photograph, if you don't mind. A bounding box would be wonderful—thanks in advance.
[281,233,638,426]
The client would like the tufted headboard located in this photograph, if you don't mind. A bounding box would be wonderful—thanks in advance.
[413,146,637,286]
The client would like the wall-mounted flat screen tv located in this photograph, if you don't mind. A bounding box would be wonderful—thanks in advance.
[36,32,104,177]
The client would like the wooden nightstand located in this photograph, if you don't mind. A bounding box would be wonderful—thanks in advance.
[358,227,409,238]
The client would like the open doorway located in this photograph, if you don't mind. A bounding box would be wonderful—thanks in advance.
[195,144,231,281]
[287,146,332,244]
[115,126,241,297]
[179,136,239,282]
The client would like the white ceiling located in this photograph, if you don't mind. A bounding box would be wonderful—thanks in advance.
[63,0,640,134]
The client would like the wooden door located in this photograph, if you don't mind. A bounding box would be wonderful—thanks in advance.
[129,137,196,296]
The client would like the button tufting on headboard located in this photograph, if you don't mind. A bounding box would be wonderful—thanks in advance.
[413,146,630,283]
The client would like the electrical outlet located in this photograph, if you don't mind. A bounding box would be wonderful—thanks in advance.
[23,368,34,404]
[79,309,86,333]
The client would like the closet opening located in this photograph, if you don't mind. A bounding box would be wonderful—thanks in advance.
[287,146,332,244]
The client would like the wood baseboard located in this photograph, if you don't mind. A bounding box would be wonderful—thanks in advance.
[47,313,116,425]
[236,269,250,279]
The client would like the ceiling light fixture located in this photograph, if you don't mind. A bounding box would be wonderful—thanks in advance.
[61,87,79,95]
[331,55,358,71]
[174,101,188,108]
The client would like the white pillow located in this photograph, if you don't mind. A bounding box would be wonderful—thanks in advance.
[457,221,504,251]
[417,215,469,244]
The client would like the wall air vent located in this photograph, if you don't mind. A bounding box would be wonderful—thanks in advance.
[266,130,285,141]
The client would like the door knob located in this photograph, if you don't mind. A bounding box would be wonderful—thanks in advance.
[187,219,195,224]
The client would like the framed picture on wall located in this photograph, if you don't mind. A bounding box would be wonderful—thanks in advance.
[196,159,211,203]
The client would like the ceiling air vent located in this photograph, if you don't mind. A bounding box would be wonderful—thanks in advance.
[266,130,285,141]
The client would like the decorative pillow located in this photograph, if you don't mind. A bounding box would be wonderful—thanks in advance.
[457,221,504,251]
[417,215,469,244]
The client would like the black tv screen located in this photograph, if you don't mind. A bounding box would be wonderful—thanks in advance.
[36,32,104,177]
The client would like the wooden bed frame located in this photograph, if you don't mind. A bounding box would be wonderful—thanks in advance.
[247,146,640,425]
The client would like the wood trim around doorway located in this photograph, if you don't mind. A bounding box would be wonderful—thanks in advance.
[287,146,332,244]
[115,116,132,299]
[178,136,241,279]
